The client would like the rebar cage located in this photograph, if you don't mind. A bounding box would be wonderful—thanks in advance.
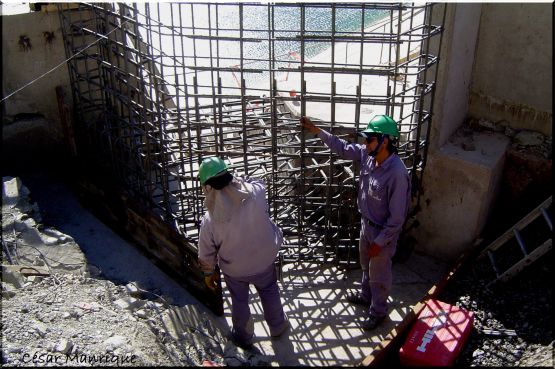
[59,2,445,269]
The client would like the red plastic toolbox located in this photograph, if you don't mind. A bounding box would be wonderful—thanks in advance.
[399,299,474,366]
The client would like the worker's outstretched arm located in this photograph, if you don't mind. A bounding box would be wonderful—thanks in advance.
[300,116,364,162]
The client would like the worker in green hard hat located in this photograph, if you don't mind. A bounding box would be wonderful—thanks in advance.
[301,114,411,330]
[198,156,232,189]
[197,156,289,348]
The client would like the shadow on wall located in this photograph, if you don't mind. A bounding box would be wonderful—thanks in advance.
[467,117,552,243]
[1,114,71,176]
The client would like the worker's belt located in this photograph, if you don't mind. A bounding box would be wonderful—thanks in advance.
[364,217,384,230]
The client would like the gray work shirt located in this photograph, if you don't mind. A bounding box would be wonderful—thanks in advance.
[318,129,411,247]
[198,178,283,277]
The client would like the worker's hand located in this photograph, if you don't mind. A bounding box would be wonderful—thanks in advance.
[300,116,321,134]
[204,272,220,291]
[368,242,381,258]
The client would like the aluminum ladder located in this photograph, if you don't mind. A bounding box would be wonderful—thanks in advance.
[478,196,552,288]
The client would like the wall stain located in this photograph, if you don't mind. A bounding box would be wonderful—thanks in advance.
[18,35,32,52]
[43,31,55,45]
[470,92,552,124]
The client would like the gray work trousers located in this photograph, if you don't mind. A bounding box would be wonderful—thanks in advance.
[358,219,398,318]
[223,263,286,345]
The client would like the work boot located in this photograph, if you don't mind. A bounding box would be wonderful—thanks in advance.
[229,317,254,349]
[346,291,370,307]
[270,318,291,339]
[229,332,253,350]
[362,314,386,330]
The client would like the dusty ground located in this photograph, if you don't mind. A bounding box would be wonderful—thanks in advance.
[3,172,552,367]
[2,273,211,366]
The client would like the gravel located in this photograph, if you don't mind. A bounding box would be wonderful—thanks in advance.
[439,249,553,367]
[1,273,208,366]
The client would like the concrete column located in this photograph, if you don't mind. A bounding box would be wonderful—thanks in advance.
[414,132,510,261]
[412,4,512,262]
[429,3,482,150]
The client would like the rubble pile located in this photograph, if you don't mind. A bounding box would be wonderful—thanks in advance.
[2,273,194,366]
[453,117,551,160]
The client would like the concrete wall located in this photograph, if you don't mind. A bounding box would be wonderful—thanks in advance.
[413,3,486,261]
[414,3,552,262]
[2,9,72,140]
[469,3,552,135]
[429,3,482,150]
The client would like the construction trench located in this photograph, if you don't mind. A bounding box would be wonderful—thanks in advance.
[49,2,448,365]
[2,2,463,366]
[3,2,554,366]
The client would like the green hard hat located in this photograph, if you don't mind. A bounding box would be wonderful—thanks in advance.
[199,157,228,185]
[359,115,400,138]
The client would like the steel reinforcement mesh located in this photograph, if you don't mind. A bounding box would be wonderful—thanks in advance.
[59,2,445,268]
